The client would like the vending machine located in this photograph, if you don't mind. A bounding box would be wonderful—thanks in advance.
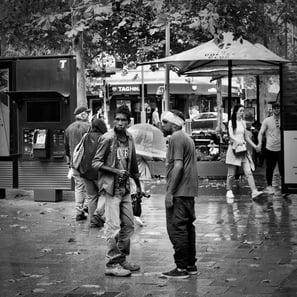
[0,55,77,201]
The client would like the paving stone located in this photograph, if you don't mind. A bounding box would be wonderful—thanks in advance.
[1,182,297,297]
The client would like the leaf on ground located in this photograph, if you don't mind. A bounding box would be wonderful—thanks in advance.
[225,278,237,282]
[37,282,55,286]
[41,248,53,253]
[65,251,80,255]
[33,288,45,293]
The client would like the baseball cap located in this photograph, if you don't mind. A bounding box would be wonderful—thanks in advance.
[73,106,91,115]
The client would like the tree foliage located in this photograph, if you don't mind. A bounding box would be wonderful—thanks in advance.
[1,0,297,62]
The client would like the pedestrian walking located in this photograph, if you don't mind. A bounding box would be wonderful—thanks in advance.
[152,107,161,128]
[225,104,263,203]
[78,118,107,228]
[160,109,198,279]
[65,106,91,221]
[92,105,142,277]
[257,100,290,199]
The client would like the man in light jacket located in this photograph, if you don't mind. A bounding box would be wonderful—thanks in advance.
[92,105,141,277]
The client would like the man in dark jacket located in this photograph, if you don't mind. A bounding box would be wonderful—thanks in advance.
[79,118,107,228]
[65,106,90,221]
[92,105,142,277]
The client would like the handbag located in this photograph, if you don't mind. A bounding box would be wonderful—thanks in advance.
[233,143,247,156]
[72,133,87,169]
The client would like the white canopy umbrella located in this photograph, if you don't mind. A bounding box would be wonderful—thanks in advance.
[141,32,287,74]
[140,32,288,118]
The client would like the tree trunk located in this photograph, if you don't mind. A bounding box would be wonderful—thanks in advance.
[73,33,87,107]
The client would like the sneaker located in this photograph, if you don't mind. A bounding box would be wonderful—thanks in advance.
[105,263,131,277]
[90,214,104,228]
[187,265,198,275]
[134,216,144,227]
[161,267,190,279]
[76,213,87,221]
[120,260,140,271]
[252,190,264,200]
[226,190,234,199]
[264,186,275,195]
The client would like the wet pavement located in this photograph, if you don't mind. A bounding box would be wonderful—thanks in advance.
[1,177,297,297]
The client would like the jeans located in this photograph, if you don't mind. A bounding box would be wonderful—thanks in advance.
[265,149,282,186]
[103,191,134,266]
[83,178,105,221]
[226,161,257,192]
[166,197,196,269]
[72,169,88,215]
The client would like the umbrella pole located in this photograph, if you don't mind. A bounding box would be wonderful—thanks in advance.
[228,60,233,120]
[141,66,146,124]
[256,75,260,121]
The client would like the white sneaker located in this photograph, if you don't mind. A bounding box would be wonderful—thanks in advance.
[105,263,131,277]
[264,186,275,195]
[252,190,264,200]
[134,216,144,227]
[226,190,234,199]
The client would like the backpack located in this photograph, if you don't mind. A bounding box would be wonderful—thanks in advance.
[79,132,103,180]
[72,133,87,169]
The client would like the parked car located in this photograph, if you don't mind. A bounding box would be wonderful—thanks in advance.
[191,112,228,132]
[191,112,229,153]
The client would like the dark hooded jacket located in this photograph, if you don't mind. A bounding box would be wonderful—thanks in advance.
[79,118,107,180]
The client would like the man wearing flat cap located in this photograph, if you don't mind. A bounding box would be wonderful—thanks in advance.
[65,106,91,220]
[160,109,198,279]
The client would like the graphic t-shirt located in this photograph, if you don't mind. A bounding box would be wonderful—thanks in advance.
[115,138,129,196]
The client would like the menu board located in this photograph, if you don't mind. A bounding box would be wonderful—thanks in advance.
[283,131,297,184]
[282,62,297,193]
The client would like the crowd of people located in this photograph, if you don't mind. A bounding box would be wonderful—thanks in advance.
[64,101,289,278]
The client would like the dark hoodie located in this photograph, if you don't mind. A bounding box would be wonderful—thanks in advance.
[79,118,107,180]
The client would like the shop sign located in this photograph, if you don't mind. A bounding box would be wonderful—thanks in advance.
[112,85,140,95]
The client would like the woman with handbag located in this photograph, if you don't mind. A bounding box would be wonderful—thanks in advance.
[225,104,263,202]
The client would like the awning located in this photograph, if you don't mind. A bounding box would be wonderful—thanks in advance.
[4,90,70,98]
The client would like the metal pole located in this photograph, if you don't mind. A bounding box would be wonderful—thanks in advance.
[256,75,260,121]
[227,60,233,120]
[163,22,170,113]
[141,65,146,123]
[103,78,108,127]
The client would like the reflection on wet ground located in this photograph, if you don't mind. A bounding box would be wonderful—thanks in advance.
[0,179,297,297]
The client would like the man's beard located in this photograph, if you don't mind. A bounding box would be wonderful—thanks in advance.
[162,129,171,137]
[114,126,126,134]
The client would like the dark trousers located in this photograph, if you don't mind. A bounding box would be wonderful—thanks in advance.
[265,149,282,186]
[166,197,196,269]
